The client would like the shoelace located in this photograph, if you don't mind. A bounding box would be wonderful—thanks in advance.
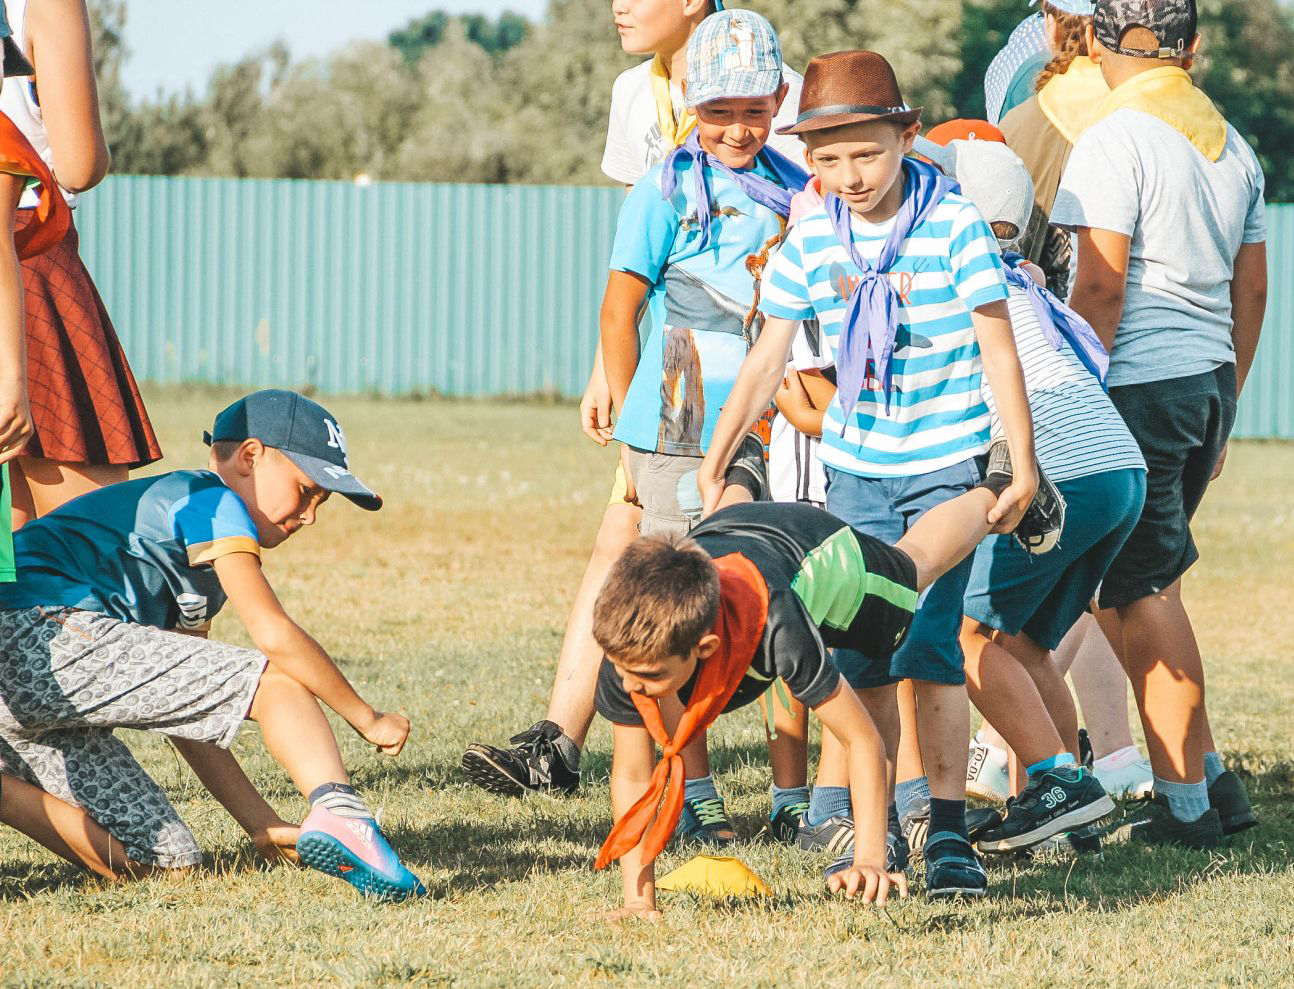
[687,797,731,828]
[781,801,811,823]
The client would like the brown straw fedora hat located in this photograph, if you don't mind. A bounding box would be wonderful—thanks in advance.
[777,50,922,136]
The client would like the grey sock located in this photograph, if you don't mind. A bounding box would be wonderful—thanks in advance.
[684,775,720,803]
[895,776,932,827]
[308,782,373,820]
[1155,777,1209,823]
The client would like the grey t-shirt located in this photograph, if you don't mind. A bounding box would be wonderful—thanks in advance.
[1051,109,1266,388]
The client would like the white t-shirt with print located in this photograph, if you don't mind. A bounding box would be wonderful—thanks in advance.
[601,59,806,185]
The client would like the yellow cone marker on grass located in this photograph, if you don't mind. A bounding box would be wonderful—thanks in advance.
[656,856,771,898]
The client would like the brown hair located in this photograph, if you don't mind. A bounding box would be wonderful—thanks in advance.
[1035,2,1091,92]
[592,535,720,662]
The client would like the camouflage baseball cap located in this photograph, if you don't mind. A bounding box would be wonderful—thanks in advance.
[1093,0,1197,59]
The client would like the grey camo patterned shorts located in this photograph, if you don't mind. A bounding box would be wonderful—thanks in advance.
[0,607,267,868]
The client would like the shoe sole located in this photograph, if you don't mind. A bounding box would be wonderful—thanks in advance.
[297,832,424,903]
[1221,813,1258,836]
[460,747,532,798]
[977,794,1116,853]
[966,780,1009,804]
[926,885,988,900]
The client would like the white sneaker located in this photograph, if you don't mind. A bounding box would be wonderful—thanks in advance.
[966,740,1010,803]
[1092,746,1154,799]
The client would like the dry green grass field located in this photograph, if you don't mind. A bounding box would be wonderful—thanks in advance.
[2,388,1293,989]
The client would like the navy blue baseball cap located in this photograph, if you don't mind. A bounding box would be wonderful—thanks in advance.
[204,389,382,511]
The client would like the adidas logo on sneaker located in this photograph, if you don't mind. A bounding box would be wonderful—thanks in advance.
[346,819,376,850]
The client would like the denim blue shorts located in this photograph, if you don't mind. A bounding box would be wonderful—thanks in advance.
[963,468,1146,650]
[824,456,985,689]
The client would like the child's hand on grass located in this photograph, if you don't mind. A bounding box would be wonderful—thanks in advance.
[358,710,410,755]
[251,822,300,865]
[987,463,1038,536]
[826,864,907,906]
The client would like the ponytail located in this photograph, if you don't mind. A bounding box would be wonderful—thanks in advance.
[1035,2,1091,92]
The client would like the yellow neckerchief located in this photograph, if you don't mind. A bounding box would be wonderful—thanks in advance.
[1037,56,1109,145]
[1096,65,1227,162]
[650,54,696,148]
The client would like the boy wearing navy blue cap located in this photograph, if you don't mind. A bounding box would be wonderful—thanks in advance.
[0,389,425,900]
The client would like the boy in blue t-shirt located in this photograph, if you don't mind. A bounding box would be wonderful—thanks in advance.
[0,390,424,900]
[700,51,1049,899]
[602,8,807,538]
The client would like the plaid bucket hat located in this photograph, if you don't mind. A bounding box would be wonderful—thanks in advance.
[684,9,783,107]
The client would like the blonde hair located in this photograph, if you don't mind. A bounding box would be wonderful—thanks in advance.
[1036,2,1091,92]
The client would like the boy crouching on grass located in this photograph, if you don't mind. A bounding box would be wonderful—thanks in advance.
[592,487,1031,918]
[0,390,424,900]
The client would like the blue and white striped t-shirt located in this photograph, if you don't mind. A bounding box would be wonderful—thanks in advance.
[760,193,1010,478]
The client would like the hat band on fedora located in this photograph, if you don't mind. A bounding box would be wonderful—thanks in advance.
[794,102,910,124]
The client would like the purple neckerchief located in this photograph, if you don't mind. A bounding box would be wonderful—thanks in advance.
[660,132,809,250]
[1002,252,1110,387]
[827,158,958,426]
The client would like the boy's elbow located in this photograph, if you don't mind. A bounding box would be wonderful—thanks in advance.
[54,146,112,194]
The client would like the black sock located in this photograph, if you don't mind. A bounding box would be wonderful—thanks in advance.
[929,797,968,840]
[887,801,901,835]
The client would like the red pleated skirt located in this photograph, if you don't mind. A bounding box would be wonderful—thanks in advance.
[16,209,161,468]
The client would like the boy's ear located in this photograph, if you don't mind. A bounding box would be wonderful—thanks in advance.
[695,632,722,660]
[900,121,921,154]
[1086,24,1103,63]
[235,438,264,477]
[772,81,790,116]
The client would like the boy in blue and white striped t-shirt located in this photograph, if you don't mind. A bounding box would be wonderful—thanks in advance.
[699,51,1041,900]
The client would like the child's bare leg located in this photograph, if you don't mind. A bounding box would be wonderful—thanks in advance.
[895,680,924,786]
[0,773,149,881]
[961,618,1069,768]
[910,680,971,801]
[766,695,808,790]
[248,666,350,795]
[545,501,643,746]
[817,685,898,794]
[1061,611,1138,759]
[1113,582,1215,783]
[896,488,997,591]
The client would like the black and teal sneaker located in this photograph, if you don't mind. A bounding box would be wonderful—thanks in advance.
[975,767,1114,854]
[766,801,811,845]
[460,720,581,798]
[924,832,988,899]
[676,796,737,846]
[966,805,1004,843]
[1208,771,1257,835]
[795,814,856,858]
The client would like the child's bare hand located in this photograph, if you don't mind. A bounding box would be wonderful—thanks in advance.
[1211,442,1228,480]
[697,467,726,517]
[580,378,615,446]
[601,903,663,924]
[0,379,34,465]
[827,864,908,905]
[988,465,1038,535]
[252,822,300,865]
[359,710,410,755]
[618,446,639,505]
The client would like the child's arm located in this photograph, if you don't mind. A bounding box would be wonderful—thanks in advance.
[774,369,835,439]
[972,300,1038,532]
[212,552,410,755]
[1230,241,1267,399]
[600,271,652,419]
[606,723,662,922]
[810,683,906,904]
[169,737,299,864]
[696,315,799,514]
[580,341,615,446]
[0,174,33,464]
[1067,227,1132,353]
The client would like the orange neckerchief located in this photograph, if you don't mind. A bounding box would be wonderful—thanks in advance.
[0,112,71,259]
[595,553,769,870]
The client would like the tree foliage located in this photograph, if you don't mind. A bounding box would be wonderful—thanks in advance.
[94,0,1294,198]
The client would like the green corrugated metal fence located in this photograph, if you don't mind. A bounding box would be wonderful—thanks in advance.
[75,175,1294,438]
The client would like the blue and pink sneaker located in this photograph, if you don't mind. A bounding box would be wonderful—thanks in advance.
[296,806,427,902]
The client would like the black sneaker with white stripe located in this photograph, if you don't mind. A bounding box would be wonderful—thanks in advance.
[975,767,1114,854]
[461,720,580,797]
[983,438,1066,554]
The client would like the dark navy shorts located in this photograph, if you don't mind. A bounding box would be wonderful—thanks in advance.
[824,456,985,689]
